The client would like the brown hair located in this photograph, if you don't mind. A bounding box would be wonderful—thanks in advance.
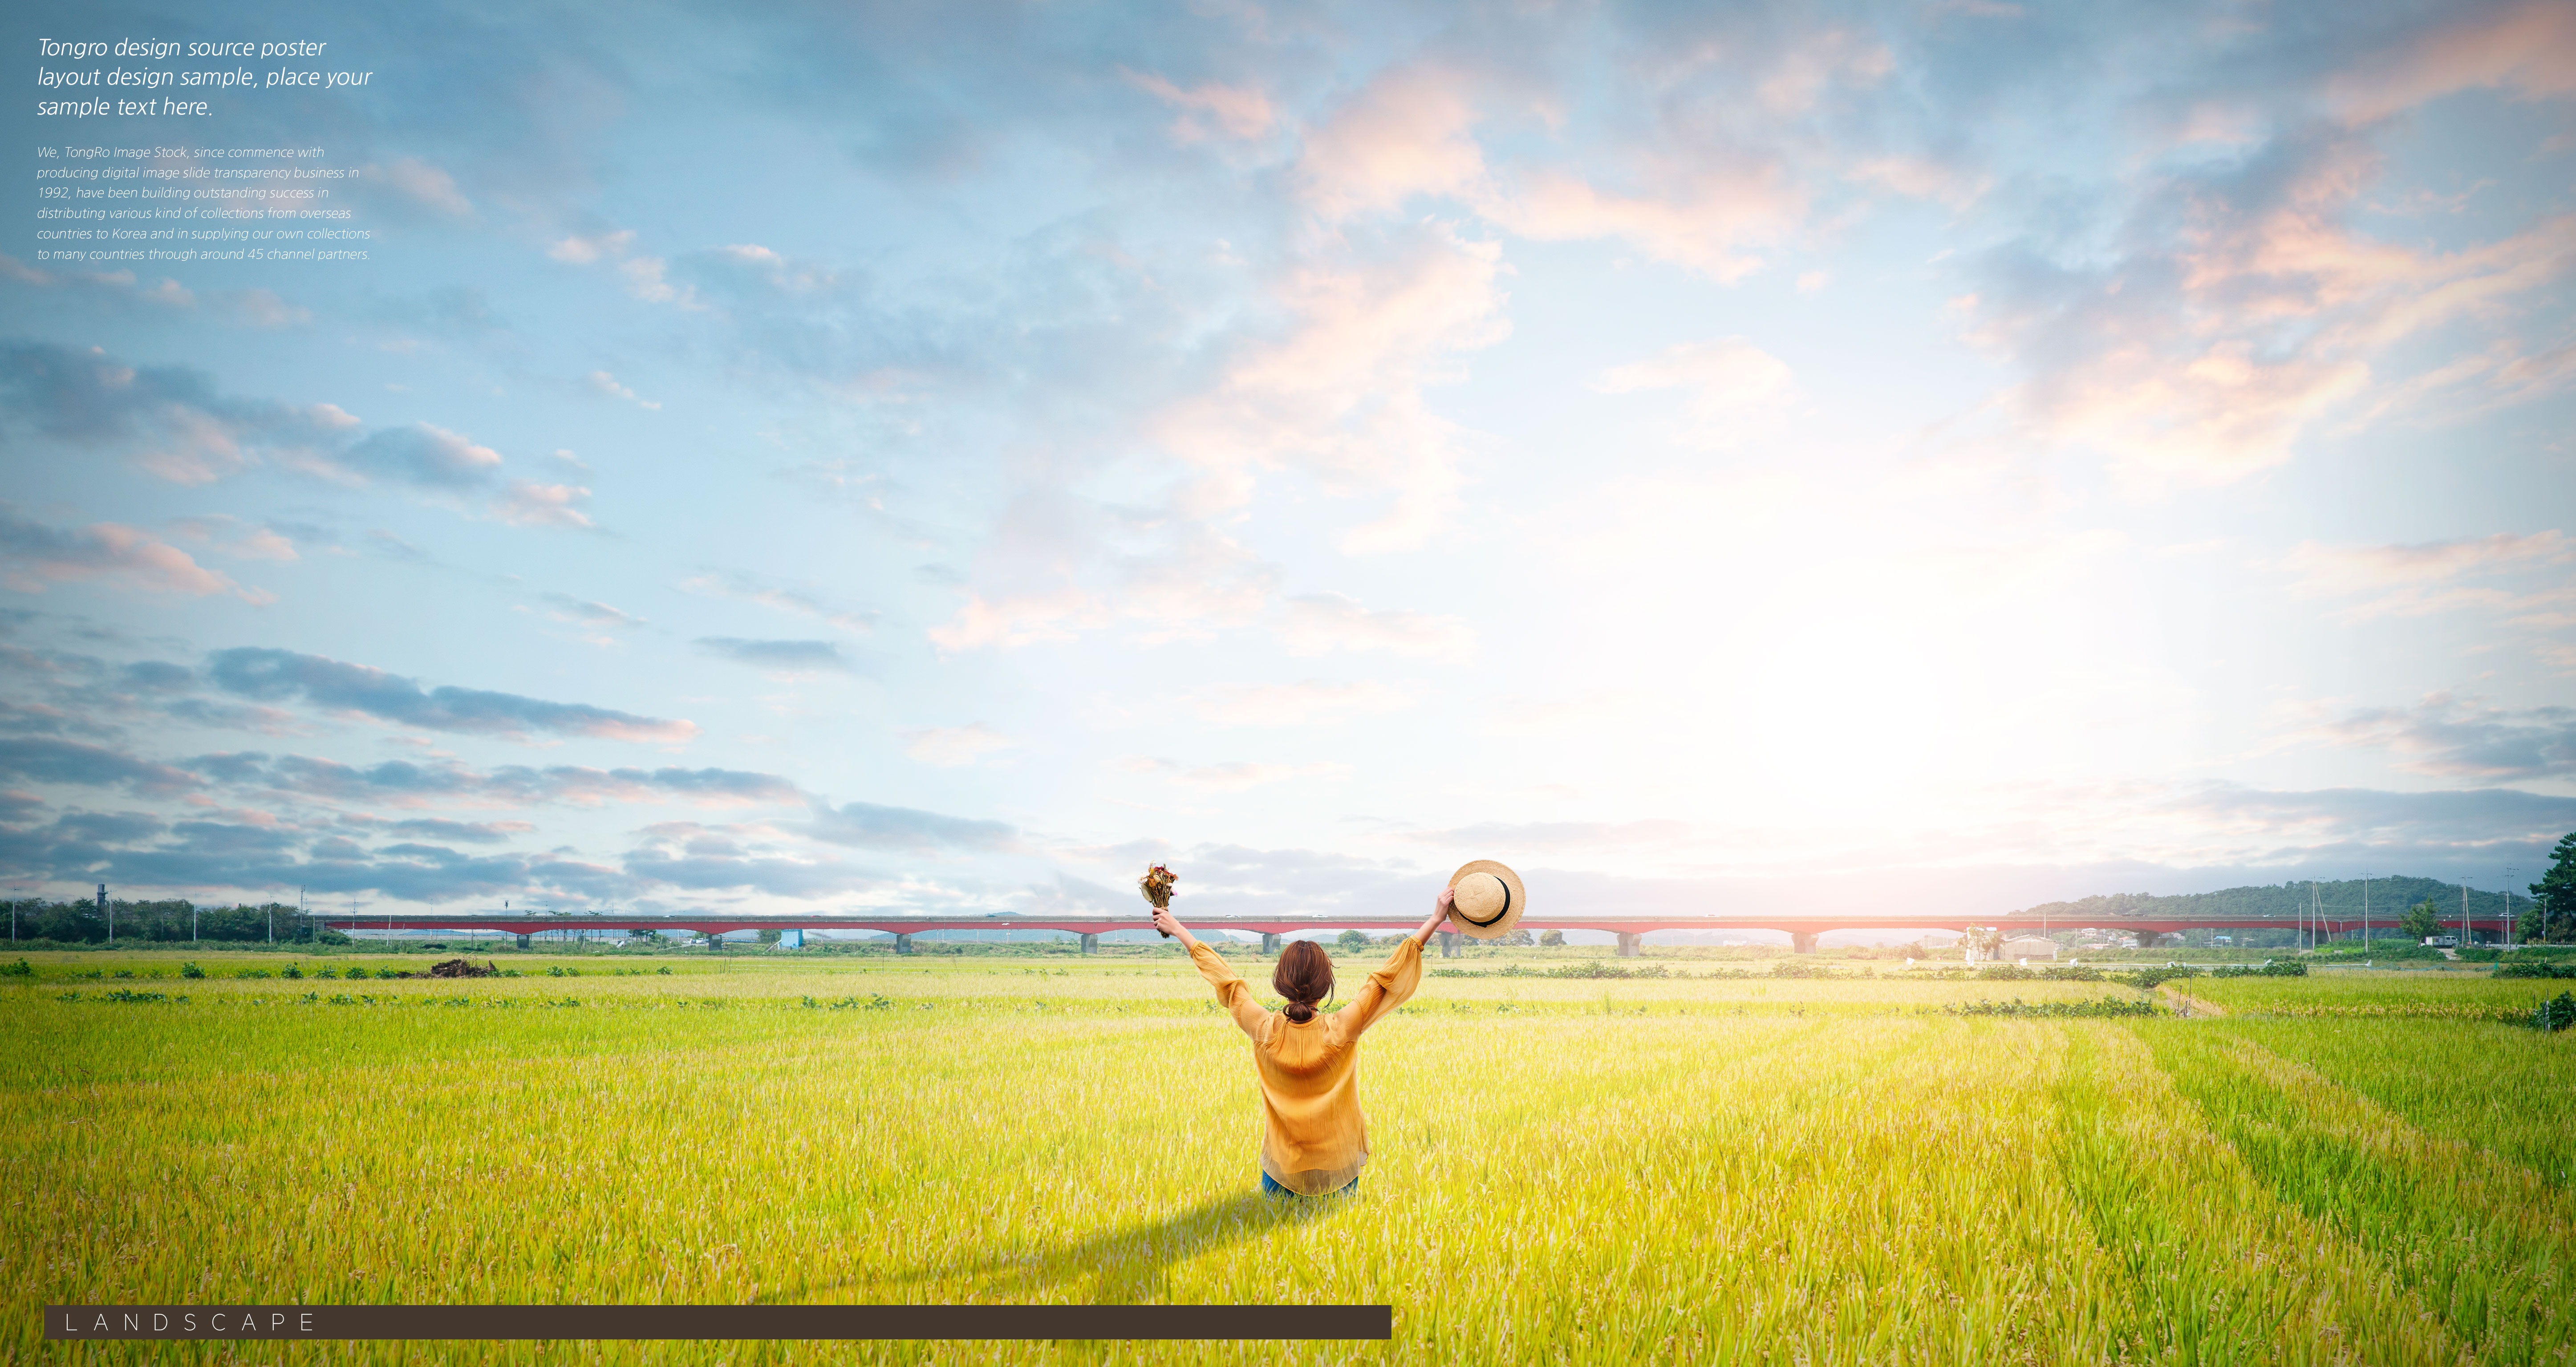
[1273,940,1335,1023]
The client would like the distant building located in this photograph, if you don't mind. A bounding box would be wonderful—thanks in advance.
[2000,936,2058,961]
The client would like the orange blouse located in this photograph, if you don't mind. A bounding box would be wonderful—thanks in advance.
[1187,937,1424,1194]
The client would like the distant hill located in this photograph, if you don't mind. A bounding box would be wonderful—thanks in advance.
[2012,876,2519,925]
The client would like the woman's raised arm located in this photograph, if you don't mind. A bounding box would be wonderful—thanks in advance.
[1341,885,1453,1041]
[1159,906,1271,1039]
[1408,886,1456,946]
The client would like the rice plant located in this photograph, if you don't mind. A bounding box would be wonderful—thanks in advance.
[3,950,2568,1364]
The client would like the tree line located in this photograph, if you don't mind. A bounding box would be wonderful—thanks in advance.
[1,898,347,945]
[2014,850,2576,944]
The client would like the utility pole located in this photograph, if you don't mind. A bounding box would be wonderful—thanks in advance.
[2362,873,2369,947]
[99,883,110,945]
[2505,868,2516,950]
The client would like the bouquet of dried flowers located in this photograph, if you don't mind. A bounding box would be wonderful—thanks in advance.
[1139,864,1177,936]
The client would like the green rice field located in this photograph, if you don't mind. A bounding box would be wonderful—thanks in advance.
[7,946,2572,1364]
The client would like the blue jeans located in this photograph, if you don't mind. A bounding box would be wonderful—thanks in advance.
[1262,1170,1359,1197]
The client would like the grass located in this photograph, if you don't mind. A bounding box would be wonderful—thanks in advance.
[2187,971,2567,1019]
[5,948,2571,1364]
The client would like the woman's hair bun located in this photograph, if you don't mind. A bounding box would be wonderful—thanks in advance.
[1272,940,1334,1022]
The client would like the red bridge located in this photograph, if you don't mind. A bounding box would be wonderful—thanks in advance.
[321,911,2508,957]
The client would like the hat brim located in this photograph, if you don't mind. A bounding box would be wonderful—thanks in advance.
[1447,860,1528,939]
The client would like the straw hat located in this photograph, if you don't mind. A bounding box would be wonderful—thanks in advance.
[1447,860,1527,939]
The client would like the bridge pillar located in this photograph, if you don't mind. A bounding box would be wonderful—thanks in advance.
[515,933,531,950]
[1616,932,1640,958]
[895,933,914,955]
[1791,931,1819,955]
[1437,930,1459,958]
[1079,933,1098,955]
[1260,933,1280,954]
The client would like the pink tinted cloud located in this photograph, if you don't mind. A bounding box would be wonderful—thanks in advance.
[1295,65,1487,221]
[0,511,269,604]
[1121,69,1274,142]
[1152,222,1508,553]
[1979,136,2576,488]
[2329,0,2576,123]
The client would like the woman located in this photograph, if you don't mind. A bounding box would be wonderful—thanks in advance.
[1150,888,1456,1197]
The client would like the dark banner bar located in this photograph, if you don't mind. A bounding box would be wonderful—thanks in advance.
[45,1305,1392,1341]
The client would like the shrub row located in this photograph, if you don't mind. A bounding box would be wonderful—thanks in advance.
[1943,998,2160,1018]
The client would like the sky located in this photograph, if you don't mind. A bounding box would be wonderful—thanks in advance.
[2,0,2572,926]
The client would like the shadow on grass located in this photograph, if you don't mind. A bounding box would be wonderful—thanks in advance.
[782,1187,1350,1303]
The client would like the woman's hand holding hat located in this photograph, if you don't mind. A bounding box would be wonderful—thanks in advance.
[1409,885,1457,946]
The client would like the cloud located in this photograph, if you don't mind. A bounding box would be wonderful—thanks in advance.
[1151,221,1509,553]
[2292,694,2576,781]
[2284,531,2568,595]
[8,815,601,903]
[586,369,661,409]
[1120,757,1349,791]
[1395,817,1700,851]
[548,229,635,265]
[83,653,219,700]
[165,698,307,736]
[0,737,201,795]
[49,810,170,843]
[0,255,310,327]
[2280,530,2571,619]
[340,423,505,489]
[2327,1,2576,123]
[374,817,531,844]
[804,799,1016,852]
[1,345,581,529]
[1486,162,1801,284]
[1593,339,1797,444]
[0,506,269,604]
[929,514,1279,654]
[0,699,119,738]
[1191,679,1413,726]
[0,340,357,484]
[205,648,698,743]
[678,573,875,632]
[1125,842,1427,917]
[1847,155,1991,210]
[1121,69,1274,142]
[221,752,799,807]
[492,480,597,529]
[693,637,853,675]
[165,515,303,564]
[926,588,1099,651]
[367,530,429,562]
[1969,132,2576,488]
[360,156,475,218]
[541,593,645,630]
[623,823,880,897]
[1295,65,1487,221]
[1279,594,1473,657]
[903,723,1012,767]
